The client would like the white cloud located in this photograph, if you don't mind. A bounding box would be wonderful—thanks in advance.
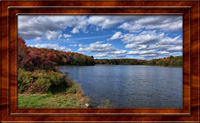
[108,50,127,58]
[125,43,137,49]
[30,44,71,52]
[167,46,182,52]
[45,31,62,40]
[63,34,71,38]
[126,49,173,60]
[125,44,147,50]
[72,35,111,41]
[140,54,157,57]
[118,23,142,32]
[18,15,88,40]
[108,30,167,45]
[119,15,183,32]
[108,54,127,59]
[96,27,100,31]
[78,41,117,52]
[34,37,41,41]
[128,50,155,55]
[147,44,171,50]
[109,31,122,40]
[95,53,108,57]
[87,16,141,29]
[71,28,79,34]
[88,16,119,29]
[94,50,127,59]
[127,50,169,55]
[58,34,62,40]
[157,35,182,45]
[69,44,87,47]
[107,30,183,56]
[123,32,164,44]
[69,44,77,47]
[78,44,87,47]
[78,41,129,59]
[140,18,182,31]
[81,41,129,58]
[113,50,127,54]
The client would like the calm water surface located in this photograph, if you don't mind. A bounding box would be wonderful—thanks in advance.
[59,65,182,108]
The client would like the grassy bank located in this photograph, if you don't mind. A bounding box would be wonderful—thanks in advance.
[18,68,90,108]
[18,93,89,108]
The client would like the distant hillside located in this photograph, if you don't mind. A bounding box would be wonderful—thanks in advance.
[95,56,182,67]
[18,37,95,71]
[95,59,146,65]
[145,56,182,67]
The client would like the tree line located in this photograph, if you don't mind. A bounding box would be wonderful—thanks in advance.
[145,56,182,67]
[18,37,182,70]
[95,56,182,67]
[95,59,146,65]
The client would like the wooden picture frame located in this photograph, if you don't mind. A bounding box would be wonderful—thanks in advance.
[1,0,199,122]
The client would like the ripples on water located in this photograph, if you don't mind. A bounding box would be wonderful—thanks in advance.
[59,65,182,108]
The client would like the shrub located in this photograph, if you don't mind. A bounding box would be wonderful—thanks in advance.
[67,84,81,94]
[97,99,112,108]
[18,68,34,93]
[33,77,51,93]
[66,78,75,87]
[65,77,81,94]
[48,71,68,93]
[18,69,74,94]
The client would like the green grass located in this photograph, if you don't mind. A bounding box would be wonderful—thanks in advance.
[18,93,90,108]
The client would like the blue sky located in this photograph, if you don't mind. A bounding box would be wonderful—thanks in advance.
[18,15,182,60]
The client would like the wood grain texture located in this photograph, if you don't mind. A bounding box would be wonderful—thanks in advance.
[1,0,199,122]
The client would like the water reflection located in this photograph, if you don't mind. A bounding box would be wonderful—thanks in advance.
[59,65,182,108]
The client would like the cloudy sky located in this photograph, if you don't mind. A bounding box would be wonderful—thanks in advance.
[18,15,182,60]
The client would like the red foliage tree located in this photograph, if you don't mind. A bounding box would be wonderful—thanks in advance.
[18,37,95,71]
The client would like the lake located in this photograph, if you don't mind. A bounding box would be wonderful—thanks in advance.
[59,65,182,108]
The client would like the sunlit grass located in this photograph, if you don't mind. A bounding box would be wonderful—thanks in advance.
[18,92,89,108]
